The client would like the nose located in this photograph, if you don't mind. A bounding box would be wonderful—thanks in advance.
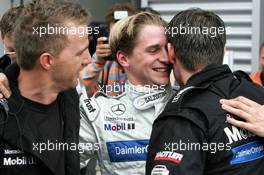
[82,50,92,67]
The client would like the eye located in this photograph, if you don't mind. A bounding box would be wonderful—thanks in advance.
[77,49,86,56]
[148,47,159,53]
[149,48,157,53]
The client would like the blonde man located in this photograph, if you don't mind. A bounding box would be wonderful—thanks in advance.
[0,1,91,175]
[79,12,173,174]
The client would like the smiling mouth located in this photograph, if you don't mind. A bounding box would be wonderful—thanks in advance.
[153,67,169,72]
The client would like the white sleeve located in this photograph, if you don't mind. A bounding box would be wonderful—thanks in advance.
[78,85,101,169]
[79,108,98,169]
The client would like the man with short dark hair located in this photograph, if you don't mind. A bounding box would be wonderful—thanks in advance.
[146,8,264,175]
[0,1,91,175]
[0,6,23,69]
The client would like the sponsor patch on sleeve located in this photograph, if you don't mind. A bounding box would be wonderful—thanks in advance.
[230,140,264,165]
[106,140,149,162]
[154,151,183,164]
[79,86,100,122]
[151,165,170,175]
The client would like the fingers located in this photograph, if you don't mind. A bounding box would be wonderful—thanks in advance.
[96,40,111,59]
[96,48,111,58]
[0,83,11,98]
[97,37,108,44]
[97,53,111,58]
[96,47,111,54]
[0,73,11,98]
[221,96,264,137]
[226,116,252,132]
[221,103,251,121]
[234,96,260,108]
[225,116,264,137]
[220,98,251,114]
[96,44,110,50]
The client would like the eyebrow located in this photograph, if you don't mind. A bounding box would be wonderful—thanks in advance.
[145,44,160,50]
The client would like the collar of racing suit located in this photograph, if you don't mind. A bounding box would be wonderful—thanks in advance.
[125,81,173,111]
[77,80,174,122]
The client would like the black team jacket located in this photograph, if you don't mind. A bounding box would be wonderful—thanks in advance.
[146,64,264,175]
[0,63,80,175]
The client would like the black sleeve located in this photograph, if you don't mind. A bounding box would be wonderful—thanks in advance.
[146,111,207,175]
[0,100,9,159]
[0,110,5,140]
[0,98,9,139]
[0,54,11,71]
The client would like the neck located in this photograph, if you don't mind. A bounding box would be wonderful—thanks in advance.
[181,70,193,86]
[183,67,204,86]
[18,69,58,104]
[177,64,200,87]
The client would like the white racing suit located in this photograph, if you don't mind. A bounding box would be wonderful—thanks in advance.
[78,82,174,175]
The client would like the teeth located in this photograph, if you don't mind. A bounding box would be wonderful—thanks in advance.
[153,68,168,72]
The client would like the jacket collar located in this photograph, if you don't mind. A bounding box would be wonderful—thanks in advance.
[184,64,232,88]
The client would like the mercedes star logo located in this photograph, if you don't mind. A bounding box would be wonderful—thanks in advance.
[111,104,126,115]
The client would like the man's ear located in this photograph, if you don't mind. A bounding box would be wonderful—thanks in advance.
[167,43,176,64]
[116,50,129,68]
[39,53,54,70]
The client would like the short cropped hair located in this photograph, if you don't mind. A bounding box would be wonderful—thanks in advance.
[109,12,165,61]
[0,6,24,37]
[14,1,88,70]
[167,8,226,71]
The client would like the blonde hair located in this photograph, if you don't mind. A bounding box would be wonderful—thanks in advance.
[109,12,166,61]
[14,1,88,70]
